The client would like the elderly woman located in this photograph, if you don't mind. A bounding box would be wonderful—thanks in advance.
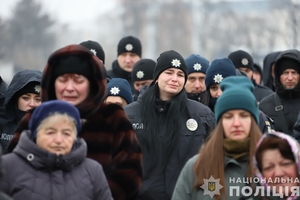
[254,132,300,200]
[172,76,263,200]
[5,45,142,200]
[0,100,112,200]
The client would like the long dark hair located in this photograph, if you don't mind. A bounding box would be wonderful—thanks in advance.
[140,83,188,174]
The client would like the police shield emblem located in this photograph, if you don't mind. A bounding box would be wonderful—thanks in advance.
[208,182,215,192]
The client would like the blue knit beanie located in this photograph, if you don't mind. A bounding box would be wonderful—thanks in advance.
[107,78,133,104]
[29,100,81,138]
[185,54,209,75]
[214,76,259,123]
[205,58,237,91]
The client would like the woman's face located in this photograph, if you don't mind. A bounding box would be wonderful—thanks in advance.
[261,149,298,196]
[18,93,41,111]
[157,68,185,101]
[209,83,222,98]
[222,109,251,141]
[36,115,76,155]
[55,74,90,105]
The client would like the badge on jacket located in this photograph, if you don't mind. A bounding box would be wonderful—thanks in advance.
[186,118,198,131]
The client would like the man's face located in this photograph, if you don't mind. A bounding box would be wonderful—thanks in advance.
[279,69,300,89]
[238,67,253,80]
[117,52,141,72]
[185,72,206,93]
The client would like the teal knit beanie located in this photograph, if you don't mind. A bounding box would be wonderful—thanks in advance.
[214,76,259,123]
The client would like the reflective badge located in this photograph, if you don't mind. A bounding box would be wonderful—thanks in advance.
[186,118,198,131]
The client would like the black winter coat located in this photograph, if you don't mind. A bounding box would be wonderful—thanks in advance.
[0,131,112,200]
[124,91,215,200]
[259,49,300,135]
[0,70,42,150]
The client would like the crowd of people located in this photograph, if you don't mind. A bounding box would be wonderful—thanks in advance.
[0,35,300,200]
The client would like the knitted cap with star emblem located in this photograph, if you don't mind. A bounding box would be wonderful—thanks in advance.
[117,36,142,57]
[205,58,237,91]
[185,54,209,75]
[106,78,133,104]
[228,50,254,71]
[151,50,188,86]
[131,58,156,82]
[79,40,105,64]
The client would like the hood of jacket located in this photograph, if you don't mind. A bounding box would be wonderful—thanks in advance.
[254,131,300,200]
[4,70,42,109]
[14,130,87,171]
[42,44,107,119]
[0,77,7,106]
[263,51,281,90]
[274,49,300,98]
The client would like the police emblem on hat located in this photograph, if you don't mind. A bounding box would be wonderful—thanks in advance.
[213,74,223,83]
[136,70,144,79]
[34,85,41,93]
[110,87,120,95]
[171,59,181,67]
[241,58,249,66]
[125,44,133,51]
[186,118,198,131]
[90,49,97,55]
[193,63,202,71]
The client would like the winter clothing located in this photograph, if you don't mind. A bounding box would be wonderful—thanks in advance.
[228,49,254,70]
[253,63,262,81]
[172,155,250,200]
[53,55,94,82]
[125,86,215,200]
[107,78,133,104]
[29,100,81,138]
[107,60,135,93]
[185,54,209,75]
[131,58,155,82]
[205,58,236,91]
[293,111,300,143]
[151,50,188,85]
[80,40,105,64]
[263,51,281,91]
[0,77,7,111]
[5,45,142,200]
[0,130,112,200]
[254,132,300,200]
[252,80,274,102]
[0,70,42,150]
[215,76,259,123]
[117,36,142,57]
[259,49,300,135]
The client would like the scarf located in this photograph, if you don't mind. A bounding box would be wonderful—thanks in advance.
[223,137,250,160]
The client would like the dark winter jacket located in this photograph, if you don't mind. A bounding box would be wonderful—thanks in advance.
[0,70,42,150]
[107,60,135,93]
[259,49,300,135]
[252,80,274,102]
[262,51,281,91]
[0,131,112,200]
[5,45,143,200]
[124,87,215,200]
[0,77,7,112]
[293,111,300,143]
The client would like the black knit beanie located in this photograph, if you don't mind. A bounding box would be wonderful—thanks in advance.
[228,50,254,71]
[151,50,188,86]
[278,58,300,75]
[52,55,94,81]
[131,58,156,82]
[117,36,142,57]
[79,40,105,64]
[14,81,41,99]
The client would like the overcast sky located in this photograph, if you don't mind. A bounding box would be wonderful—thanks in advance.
[0,0,115,24]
